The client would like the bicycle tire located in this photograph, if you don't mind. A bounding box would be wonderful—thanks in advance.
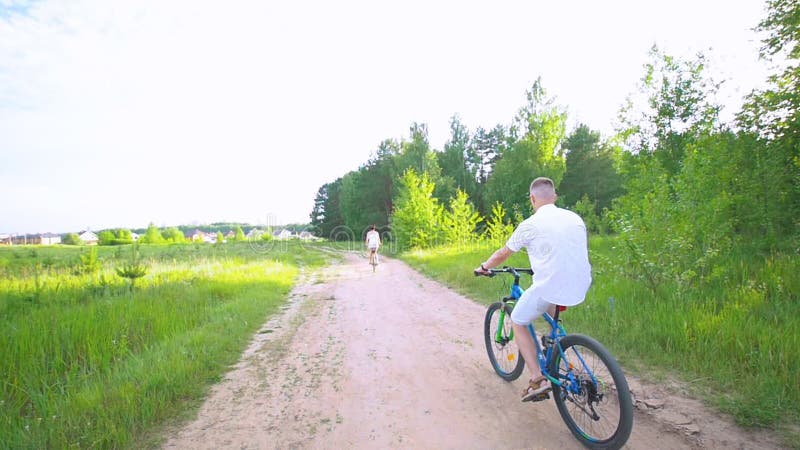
[484,302,525,381]
[549,334,633,449]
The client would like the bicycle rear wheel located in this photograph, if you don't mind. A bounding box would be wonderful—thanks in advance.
[549,334,633,450]
[484,302,525,381]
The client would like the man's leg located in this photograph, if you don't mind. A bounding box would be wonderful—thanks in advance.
[511,294,557,400]
[512,321,541,380]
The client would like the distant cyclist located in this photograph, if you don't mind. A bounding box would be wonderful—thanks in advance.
[365,225,381,266]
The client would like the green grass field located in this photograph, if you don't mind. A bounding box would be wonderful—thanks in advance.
[0,241,332,448]
[400,237,800,444]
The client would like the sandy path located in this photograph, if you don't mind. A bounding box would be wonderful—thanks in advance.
[163,254,784,450]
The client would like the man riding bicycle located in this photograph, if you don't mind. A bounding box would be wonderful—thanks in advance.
[474,177,592,401]
[365,224,381,266]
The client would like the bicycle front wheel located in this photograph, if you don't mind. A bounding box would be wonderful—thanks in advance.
[484,302,525,381]
[549,334,633,450]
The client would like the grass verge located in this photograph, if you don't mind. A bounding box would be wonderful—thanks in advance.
[0,241,329,448]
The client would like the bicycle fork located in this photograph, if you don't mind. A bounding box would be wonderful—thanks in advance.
[494,302,514,344]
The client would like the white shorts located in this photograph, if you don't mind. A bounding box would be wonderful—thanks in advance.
[510,288,554,326]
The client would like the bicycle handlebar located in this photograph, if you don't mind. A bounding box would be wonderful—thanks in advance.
[473,266,534,277]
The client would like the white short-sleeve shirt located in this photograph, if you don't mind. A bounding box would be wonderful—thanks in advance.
[366,230,381,248]
[505,204,592,306]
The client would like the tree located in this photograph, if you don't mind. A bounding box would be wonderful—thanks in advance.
[339,152,396,235]
[559,124,624,213]
[394,123,452,204]
[78,247,100,274]
[571,195,608,235]
[161,227,186,243]
[340,170,380,235]
[484,201,515,246]
[441,189,482,246]
[513,77,567,153]
[741,0,800,138]
[140,223,165,244]
[439,116,473,190]
[310,178,346,240]
[116,229,133,242]
[607,24,800,290]
[395,123,436,177]
[115,243,148,293]
[617,45,721,177]
[364,139,400,225]
[391,169,442,249]
[466,124,508,218]
[97,230,116,246]
[234,226,246,242]
[608,48,739,288]
[470,125,507,185]
[62,233,82,245]
[736,0,800,239]
[439,115,486,215]
[486,80,567,220]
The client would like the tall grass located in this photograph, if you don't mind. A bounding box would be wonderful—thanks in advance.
[0,242,329,448]
[399,237,799,440]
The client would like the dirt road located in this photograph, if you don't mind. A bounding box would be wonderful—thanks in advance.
[164,254,783,449]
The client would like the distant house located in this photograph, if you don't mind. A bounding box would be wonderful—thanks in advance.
[225,230,236,239]
[130,232,140,242]
[38,233,62,245]
[186,229,206,242]
[79,231,99,245]
[3,233,61,245]
[273,229,293,240]
[246,229,264,240]
[298,231,315,241]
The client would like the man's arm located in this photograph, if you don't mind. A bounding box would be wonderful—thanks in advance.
[475,246,514,274]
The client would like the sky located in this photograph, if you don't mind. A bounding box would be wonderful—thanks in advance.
[0,0,775,234]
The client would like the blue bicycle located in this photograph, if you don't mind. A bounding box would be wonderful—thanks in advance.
[477,267,633,450]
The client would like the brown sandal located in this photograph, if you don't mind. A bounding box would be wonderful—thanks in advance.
[521,377,552,402]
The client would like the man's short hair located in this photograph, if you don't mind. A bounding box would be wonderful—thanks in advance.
[530,177,556,199]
